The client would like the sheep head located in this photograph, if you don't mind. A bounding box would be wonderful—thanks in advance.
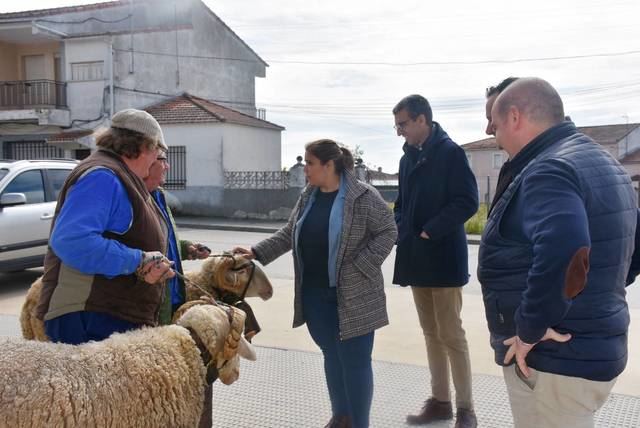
[188,254,273,302]
[176,304,256,385]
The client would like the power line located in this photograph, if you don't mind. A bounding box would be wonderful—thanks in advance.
[115,47,640,66]
[113,86,257,107]
[113,48,256,63]
[268,50,640,66]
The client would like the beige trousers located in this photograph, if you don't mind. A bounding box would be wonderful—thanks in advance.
[411,286,473,410]
[502,365,616,428]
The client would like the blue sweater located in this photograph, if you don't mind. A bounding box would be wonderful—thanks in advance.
[49,168,142,276]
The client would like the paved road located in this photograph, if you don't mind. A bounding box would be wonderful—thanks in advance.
[1,227,639,396]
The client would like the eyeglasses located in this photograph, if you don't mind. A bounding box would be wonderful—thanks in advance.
[394,120,412,131]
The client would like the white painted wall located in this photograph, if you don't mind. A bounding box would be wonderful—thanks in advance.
[64,38,109,122]
[465,149,506,202]
[161,121,282,189]
[162,123,224,187]
[109,0,265,116]
[617,127,640,159]
[221,124,281,171]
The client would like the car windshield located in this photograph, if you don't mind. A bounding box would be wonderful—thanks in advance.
[0,169,8,181]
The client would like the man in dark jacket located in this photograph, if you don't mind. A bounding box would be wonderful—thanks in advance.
[479,77,636,427]
[392,95,479,428]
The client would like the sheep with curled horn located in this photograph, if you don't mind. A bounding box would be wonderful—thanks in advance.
[1,304,255,428]
[179,252,273,341]
[20,251,274,342]
[183,252,273,302]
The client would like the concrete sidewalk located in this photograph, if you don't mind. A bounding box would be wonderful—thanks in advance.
[174,215,483,244]
[0,313,638,427]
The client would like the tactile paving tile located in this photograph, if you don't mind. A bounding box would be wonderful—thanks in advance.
[212,346,640,428]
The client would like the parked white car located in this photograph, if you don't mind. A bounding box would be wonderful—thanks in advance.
[0,159,78,272]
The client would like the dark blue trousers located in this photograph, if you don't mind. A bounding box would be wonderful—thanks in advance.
[302,286,374,428]
[45,311,140,345]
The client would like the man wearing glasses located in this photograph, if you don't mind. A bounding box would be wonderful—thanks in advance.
[144,151,211,325]
[392,95,479,428]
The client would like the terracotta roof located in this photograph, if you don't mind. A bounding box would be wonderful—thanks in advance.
[462,123,640,150]
[144,93,284,131]
[577,123,639,145]
[47,129,93,143]
[461,137,497,151]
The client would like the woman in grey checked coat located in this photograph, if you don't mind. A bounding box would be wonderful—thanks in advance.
[234,139,397,428]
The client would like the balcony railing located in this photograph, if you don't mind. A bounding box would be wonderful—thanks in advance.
[0,80,68,109]
[224,171,290,189]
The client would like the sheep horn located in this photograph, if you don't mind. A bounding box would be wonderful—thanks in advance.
[238,336,256,361]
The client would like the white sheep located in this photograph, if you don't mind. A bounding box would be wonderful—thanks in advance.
[1,304,255,428]
[20,253,273,341]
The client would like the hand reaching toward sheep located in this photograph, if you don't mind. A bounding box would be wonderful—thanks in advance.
[186,243,212,260]
[232,246,256,260]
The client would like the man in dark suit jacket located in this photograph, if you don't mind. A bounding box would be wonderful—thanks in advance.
[392,94,479,428]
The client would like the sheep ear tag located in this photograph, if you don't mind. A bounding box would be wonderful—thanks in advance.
[238,336,257,361]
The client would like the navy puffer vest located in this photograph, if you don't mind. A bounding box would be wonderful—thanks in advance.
[478,130,635,381]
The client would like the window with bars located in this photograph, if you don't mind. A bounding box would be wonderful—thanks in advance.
[164,146,186,189]
[70,61,104,81]
[3,141,65,160]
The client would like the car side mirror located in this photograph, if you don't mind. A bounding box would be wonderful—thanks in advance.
[0,192,27,207]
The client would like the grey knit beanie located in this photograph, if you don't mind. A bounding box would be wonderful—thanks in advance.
[110,109,168,150]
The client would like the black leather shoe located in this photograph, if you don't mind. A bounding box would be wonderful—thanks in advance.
[323,415,352,428]
[406,398,453,425]
[454,408,477,428]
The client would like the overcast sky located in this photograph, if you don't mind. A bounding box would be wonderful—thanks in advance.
[3,0,640,172]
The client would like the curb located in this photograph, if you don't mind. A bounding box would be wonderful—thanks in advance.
[175,222,281,234]
[176,221,482,245]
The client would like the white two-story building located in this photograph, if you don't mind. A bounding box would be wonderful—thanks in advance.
[0,0,285,215]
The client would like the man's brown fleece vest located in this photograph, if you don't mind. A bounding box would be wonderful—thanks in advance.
[36,150,168,326]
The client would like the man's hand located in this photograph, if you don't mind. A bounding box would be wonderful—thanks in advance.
[137,251,176,284]
[420,231,430,239]
[232,246,256,260]
[186,243,211,260]
[503,328,571,377]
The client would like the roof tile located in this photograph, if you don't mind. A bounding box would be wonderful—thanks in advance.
[144,93,284,130]
[462,123,640,150]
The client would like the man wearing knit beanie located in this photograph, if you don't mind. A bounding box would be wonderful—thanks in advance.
[111,108,168,151]
[38,108,175,345]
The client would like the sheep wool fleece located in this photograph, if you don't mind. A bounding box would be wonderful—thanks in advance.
[0,326,206,428]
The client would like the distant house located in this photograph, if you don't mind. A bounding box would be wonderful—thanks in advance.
[0,0,276,159]
[462,123,640,204]
[354,164,398,202]
[144,93,285,216]
[368,167,399,187]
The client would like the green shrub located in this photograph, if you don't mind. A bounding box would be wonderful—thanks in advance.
[465,203,488,235]
[388,201,487,235]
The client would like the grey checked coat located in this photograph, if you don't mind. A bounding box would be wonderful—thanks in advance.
[253,171,397,340]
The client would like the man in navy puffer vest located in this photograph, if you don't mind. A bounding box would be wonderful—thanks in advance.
[478,77,637,428]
